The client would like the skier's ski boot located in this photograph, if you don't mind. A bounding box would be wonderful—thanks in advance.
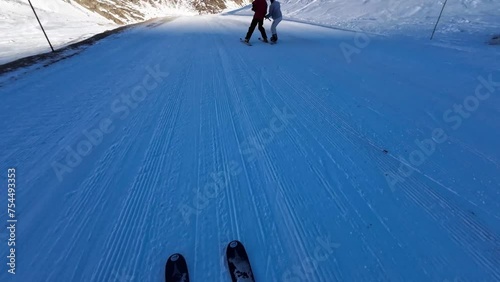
[262,38,269,43]
[271,34,278,43]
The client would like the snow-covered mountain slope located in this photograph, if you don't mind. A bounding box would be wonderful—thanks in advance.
[302,0,500,36]
[1,14,500,282]
[74,0,249,24]
[232,0,500,36]
[0,0,249,64]
[73,0,195,24]
[0,0,116,65]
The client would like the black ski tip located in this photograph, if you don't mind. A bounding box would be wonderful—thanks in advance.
[167,253,184,262]
[165,253,189,282]
[240,38,252,46]
[227,240,244,249]
[226,240,255,282]
[259,37,277,44]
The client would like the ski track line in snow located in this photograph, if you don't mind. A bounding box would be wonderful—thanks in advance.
[45,141,128,281]
[399,176,500,279]
[267,68,394,280]
[91,97,177,280]
[1,32,182,280]
[240,67,312,280]
[278,65,500,280]
[191,23,214,279]
[188,21,252,280]
[213,19,318,280]
[220,25,360,278]
[215,40,267,248]
[0,24,162,181]
[264,60,494,280]
[284,40,499,217]
[42,88,162,276]
[252,70,344,281]
[12,25,188,281]
[449,135,500,170]
[221,45,280,240]
[211,50,281,282]
[239,33,335,276]
[90,58,188,281]
[203,41,231,281]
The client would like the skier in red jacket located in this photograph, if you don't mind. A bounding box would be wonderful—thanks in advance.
[244,0,268,43]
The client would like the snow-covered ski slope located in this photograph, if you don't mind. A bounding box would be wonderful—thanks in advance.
[1,13,500,282]
[286,0,500,36]
[3,0,500,66]
[0,0,116,65]
[230,0,500,37]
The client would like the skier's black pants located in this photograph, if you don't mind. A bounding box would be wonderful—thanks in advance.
[245,18,267,40]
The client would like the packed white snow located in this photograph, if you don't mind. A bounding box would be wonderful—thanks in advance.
[2,0,500,64]
[125,0,198,21]
[0,1,500,282]
[229,0,500,38]
[0,0,116,65]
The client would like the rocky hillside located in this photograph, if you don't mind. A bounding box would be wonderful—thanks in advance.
[74,0,248,24]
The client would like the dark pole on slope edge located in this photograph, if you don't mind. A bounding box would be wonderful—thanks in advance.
[430,0,449,40]
[27,0,55,52]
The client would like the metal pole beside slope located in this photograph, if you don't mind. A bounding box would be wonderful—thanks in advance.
[431,0,449,40]
[27,0,55,52]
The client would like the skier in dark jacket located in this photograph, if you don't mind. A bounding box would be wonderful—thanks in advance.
[244,0,268,43]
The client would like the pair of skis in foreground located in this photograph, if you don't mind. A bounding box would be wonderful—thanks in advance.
[165,240,254,282]
[240,38,277,46]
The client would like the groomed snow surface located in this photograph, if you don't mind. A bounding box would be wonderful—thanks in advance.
[3,0,500,65]
[1,11,500,281]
